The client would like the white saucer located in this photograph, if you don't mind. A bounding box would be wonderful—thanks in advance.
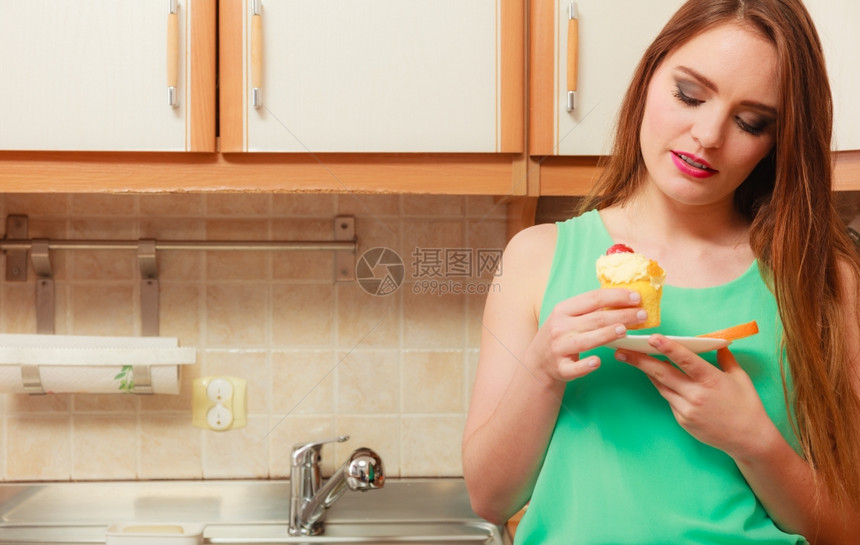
[608,335,729,354]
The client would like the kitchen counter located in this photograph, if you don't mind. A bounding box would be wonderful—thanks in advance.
[0,478,510,545]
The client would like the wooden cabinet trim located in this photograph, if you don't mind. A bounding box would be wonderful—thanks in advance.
[529,0,555,156]
[500,0,526,153]
[189,0,218,152]
[537,155,602,196]
[835,150,860,190]
[219,0,245,152]
[2,151,854,195]
[0,152,523,195]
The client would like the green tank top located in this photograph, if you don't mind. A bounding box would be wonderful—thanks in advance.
[514,210,805,544]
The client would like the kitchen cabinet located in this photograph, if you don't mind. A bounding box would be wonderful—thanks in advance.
[0,0,857,196]
[0,0,524,194]
[529,0,685,157]
[219,0,523,153]
[530,0,860,196]
[0,0,215,152]
[529,0,859,156]
[805,0,860,151]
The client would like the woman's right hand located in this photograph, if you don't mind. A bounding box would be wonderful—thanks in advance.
[526,287,649,384]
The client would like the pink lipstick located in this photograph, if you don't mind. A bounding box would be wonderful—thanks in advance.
[671,151,716,179]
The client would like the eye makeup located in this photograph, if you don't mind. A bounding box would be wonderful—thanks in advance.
[671,79,775,136]
[672,82,702,107]
[734,114,770,136]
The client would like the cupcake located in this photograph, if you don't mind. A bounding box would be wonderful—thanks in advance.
[596,244,666,329]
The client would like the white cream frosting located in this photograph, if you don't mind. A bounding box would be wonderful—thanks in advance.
[596,252,666,289]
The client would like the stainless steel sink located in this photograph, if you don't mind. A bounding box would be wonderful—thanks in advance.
[0,479,510,545]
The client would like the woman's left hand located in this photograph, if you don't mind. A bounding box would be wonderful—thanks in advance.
[615,334,777,458]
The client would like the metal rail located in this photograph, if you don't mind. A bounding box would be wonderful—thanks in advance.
[2,215,357,284]
[2,215,358,384]
[0,239,356,252]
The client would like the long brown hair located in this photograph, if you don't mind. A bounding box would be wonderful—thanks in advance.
[581,0,860,511]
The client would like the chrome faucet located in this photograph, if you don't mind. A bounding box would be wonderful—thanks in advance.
[289,435,385,536]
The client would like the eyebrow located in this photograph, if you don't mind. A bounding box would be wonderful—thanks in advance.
[675,66,778,118]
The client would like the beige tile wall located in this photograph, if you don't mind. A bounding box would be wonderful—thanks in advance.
[0,193,507,481]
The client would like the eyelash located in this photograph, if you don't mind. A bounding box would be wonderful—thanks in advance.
[672,87,701,107]
[672,85,766,136]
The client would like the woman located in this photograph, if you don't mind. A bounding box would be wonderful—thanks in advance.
[462,0,860,543]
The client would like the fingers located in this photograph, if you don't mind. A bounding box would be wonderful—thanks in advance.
[544,288,648,357]
[716,347,740,373]
[645,334,718,383]
[550,288,649,336]
[555,287,643,317]
[552,322,627,356]
[558,355,601,380]
[617,342,766,453]
[646,375,684,405]
[615,335,724,391]
[540,288,651,384]
[615,349,687,390]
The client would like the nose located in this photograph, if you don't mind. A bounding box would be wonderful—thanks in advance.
[690,108,725,149]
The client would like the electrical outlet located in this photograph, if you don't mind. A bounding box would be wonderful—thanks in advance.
[192,376,247,431]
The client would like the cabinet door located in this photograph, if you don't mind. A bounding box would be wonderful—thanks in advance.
[0,0,215,152]
[805,0,860,151]
[220,0,523,153]
[531,0,683,156]
[533,0,860,157]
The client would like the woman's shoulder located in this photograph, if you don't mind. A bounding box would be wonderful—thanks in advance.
[496,215,599,325]
[505,210,602,263]
[495,223,559,306]
[504,222,559,264]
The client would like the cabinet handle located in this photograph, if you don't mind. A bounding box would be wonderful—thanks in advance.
[566,2,578,112]
[167,0,179,107]
[251,0,263,109]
